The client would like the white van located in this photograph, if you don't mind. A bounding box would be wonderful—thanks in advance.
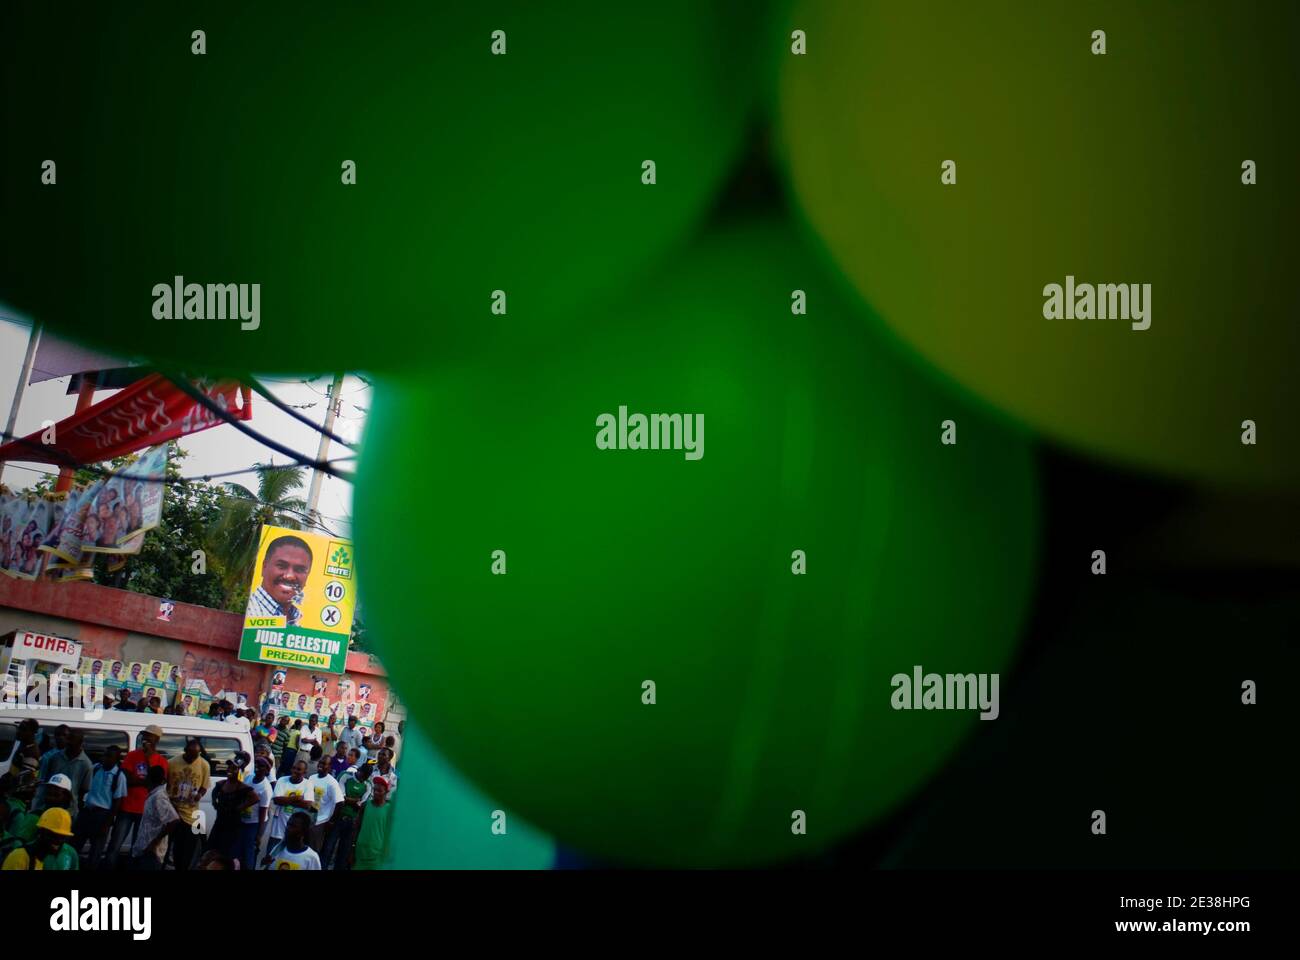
[0,706,254,857]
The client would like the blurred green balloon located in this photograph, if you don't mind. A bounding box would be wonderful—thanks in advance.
[387,724,554,870]
[356,220,1039,866]
[778,0,1300,487]
[0,1,770,372]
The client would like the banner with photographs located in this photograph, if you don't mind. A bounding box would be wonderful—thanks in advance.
[36,491,70,566]
[80,443,168,555]
[22,443,169,582]
[0,492,56,579]
[42,480,103,568]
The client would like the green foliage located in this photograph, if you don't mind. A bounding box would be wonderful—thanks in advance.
[111,481,228,607]
[90,443,233,607]
[207,462,308,607]
[8,445,321,616]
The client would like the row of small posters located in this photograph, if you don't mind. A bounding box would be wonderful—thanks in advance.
[0,444,168,580]
[78,657,382,726]
[77,657,222,716]
[263,688,381,725]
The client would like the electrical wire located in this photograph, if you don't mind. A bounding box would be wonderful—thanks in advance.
[163,373,354,481]
[0,437,356,489]
[0,458,355,532]
[1,374,356,482]
[244,375,357,450]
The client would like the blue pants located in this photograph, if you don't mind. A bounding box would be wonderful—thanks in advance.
[72,806,113,869]
[106,812,141,869]
[237,821,262,871]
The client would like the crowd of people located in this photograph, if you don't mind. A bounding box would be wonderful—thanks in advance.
[0,707,403,871]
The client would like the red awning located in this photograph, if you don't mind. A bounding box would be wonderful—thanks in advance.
[0,374,252,466]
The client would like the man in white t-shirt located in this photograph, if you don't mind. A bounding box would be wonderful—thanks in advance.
[297,715,323,766]
[269,760,313,844]
[338,715,363,753]
[263,810,321,870]
[305,756,344,853]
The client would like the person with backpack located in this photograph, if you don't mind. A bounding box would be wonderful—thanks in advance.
[72,743,127,869]
[1,808,79,870]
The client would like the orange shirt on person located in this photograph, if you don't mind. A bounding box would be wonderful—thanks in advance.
[121,749,169,815]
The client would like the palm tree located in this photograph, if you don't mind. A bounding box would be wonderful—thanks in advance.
[208,462,309,604]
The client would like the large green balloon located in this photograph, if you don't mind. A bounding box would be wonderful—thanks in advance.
[778,1,1300,487]
[0,1,769,372]
[356,220,1039,866]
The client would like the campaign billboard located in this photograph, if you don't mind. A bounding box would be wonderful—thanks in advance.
[238,524,355,674]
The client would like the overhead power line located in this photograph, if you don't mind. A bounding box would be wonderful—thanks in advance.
[244,375,357,450]
[0,459,355,532]
[0,426,356,486]
[165,373,354,482]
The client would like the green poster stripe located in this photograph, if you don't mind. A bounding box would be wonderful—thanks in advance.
[239,627,348,674]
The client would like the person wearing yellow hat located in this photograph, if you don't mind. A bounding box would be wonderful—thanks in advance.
[1,807,79,870]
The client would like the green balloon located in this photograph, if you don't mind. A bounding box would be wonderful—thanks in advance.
[0,1,769,371]
[778,1,1300,487]
[356,220,1039,866]
[387,725,554,870]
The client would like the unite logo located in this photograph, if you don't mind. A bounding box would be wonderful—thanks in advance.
[50,891,151,940]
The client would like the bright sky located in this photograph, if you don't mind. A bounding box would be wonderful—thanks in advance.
[0,310,363,539]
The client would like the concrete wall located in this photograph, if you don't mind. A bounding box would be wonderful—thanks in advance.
[0,577,390,720]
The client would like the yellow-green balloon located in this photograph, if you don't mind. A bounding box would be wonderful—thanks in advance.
[355,220,1039,866]
[778,0,1300,487]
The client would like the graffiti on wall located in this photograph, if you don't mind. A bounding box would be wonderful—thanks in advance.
[180,649,249,688]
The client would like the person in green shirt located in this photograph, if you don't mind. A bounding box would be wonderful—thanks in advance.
[1,807,79,870]
[0,804,39,861]
[323,761,371,869]
[0,773,26,830]
[350,774,392,869]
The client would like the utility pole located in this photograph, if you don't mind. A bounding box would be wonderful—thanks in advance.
[305,372,345,529]
[0,320,42,479]
[54,373,97,493]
